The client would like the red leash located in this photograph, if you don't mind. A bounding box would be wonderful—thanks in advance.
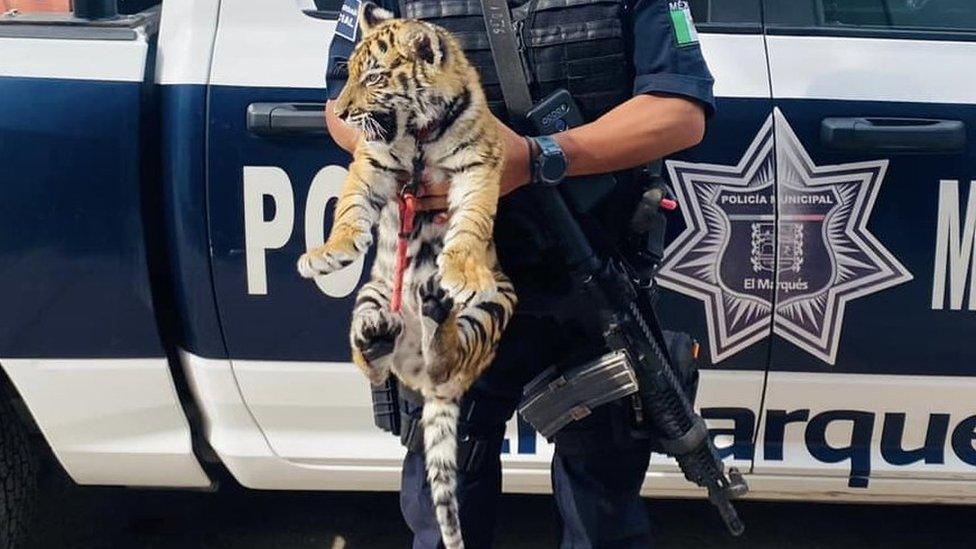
[390,191,417,313]
[389,123,443,314]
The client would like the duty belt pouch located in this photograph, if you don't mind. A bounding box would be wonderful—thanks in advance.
[397,385,505,473]
[518,350,639,439]
[371,378,401,435]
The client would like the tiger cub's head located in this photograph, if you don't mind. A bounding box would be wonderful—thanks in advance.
[333,2,480,144]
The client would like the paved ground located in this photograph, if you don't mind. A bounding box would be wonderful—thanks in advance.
[25,468,976,549]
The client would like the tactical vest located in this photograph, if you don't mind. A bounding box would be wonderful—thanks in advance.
[400,0,633,124]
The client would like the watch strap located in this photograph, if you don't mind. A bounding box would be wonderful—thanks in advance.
[534,135,562,158]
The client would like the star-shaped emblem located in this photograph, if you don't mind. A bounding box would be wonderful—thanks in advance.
[657,109,912,364]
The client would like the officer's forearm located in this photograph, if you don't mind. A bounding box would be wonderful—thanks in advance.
[325,99,360,153]
[552,94,706,177]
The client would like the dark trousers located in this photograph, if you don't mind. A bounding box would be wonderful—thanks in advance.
[399,315,653,549]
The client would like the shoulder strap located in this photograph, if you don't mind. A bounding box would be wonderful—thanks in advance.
[477,0,534,119]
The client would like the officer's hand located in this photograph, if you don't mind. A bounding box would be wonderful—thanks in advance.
[416,180,450,212]
[415,118,530,212]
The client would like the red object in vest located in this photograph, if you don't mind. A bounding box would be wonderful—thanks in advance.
[390,193,418,313]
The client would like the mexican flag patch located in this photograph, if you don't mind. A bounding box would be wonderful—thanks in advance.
[669,1,699,47]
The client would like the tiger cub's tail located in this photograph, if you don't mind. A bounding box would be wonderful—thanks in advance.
[421,396,464,549]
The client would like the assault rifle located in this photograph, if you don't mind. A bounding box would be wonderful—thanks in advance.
[527,174,750,536]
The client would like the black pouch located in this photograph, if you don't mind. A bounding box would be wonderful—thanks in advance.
[518,349,639,439]
[370,378,401,435]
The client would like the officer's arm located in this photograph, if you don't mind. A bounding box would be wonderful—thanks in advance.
[546,0,712,188]
[548,94,705,183]
[488,95,706,196]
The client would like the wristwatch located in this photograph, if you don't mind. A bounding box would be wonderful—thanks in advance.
[527,135,568,186]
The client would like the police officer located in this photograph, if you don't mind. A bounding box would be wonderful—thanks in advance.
[324,0,715,546]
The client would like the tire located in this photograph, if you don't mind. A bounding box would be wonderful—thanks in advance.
[0,392,37,549]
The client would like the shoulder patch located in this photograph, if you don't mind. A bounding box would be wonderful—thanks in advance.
[336,0,362,43]
[668,1,699,47]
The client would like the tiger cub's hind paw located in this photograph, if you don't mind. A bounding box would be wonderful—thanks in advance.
[437,247,496,303]
[352,309,401,363]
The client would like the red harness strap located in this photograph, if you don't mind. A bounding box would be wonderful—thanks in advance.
[390,191,417,313]
[389,124,440,313]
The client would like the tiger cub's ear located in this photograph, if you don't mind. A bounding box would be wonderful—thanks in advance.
[359,1,394,34]
[405,25,443,65]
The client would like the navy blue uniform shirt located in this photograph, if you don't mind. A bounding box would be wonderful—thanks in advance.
[325,0,716,115]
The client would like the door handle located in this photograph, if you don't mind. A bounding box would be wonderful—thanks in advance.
[247,102,327,136]
[821,117,966,154]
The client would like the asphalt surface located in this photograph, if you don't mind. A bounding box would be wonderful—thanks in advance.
[25,467,976,549]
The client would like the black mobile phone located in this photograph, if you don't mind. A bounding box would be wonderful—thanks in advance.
[526,88,584,135]
[527,89,614,212]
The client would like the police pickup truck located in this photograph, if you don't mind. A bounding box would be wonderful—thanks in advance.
[1,0,975,545]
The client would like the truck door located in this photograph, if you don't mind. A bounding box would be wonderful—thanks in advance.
[756,0,976,494]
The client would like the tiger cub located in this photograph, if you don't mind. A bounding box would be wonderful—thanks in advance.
[296,4,516,547]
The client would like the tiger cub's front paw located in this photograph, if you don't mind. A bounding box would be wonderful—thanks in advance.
[297,231,372,278]
[437,247,496,303]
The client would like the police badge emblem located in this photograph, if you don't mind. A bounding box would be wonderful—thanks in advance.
[657,109,913,364]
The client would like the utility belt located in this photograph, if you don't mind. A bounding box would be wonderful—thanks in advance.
[368,330,698,458]
[371,380,513,472]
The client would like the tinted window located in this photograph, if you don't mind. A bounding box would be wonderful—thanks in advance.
[688,0,762,26]
[770,0,976,33]
[118,0,161,14]
[823,0,976,31]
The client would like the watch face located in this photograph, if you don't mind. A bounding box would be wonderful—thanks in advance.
[541,152,567,183]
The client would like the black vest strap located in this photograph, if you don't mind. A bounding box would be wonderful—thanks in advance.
[477,0,534,118]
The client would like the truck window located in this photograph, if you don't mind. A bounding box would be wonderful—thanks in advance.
[766,0,976,35]
[822,0,976,31]
[688,0,762,29]
[118,0,160,15]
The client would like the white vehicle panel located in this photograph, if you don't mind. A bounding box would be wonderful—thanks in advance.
[1,358,209,488]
